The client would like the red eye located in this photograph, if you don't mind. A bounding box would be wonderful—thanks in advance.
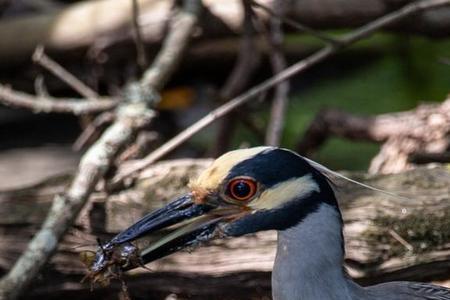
[227,178,257,201]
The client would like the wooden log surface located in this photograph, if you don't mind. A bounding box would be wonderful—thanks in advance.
[1,0,450,66]
[0,159,449,299]
[296,98,450,174]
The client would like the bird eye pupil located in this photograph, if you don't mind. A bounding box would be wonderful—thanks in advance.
[233,181,250,198]
[228,178,257,201]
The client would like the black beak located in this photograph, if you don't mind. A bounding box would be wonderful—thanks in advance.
[109,194,213,246]
[89,193,228,273]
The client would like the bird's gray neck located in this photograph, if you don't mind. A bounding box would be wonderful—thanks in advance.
[272,203,364,300]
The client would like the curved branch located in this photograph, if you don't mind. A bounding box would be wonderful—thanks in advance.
[264,1,290,146]
[114,0,450,184]
[0,84,117,115]
[1,0,450,67]
[212,0,262,155]
[32,46,99,100]
[0,1,201,299]
[296,97,450,173]
[296,109,408,155]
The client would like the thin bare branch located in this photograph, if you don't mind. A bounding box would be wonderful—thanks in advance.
[388,229,414,252]
[0,1,201,299]
[113,0,450,184]
[251,0,340,45]
[295,96,450,174]
[117,131,159,162]
[131,0,148,70]
[340,0,450,45]
[264,1,290,146]
[32,46,99,100]
[409,151,450,164]
[0,84,117,115]
[0,106,154,300]
[137,0,200,95]
[1,0,450,69]
[73,112,116,151]
[219,1,260,100]
[213,0,262,155]
[33,75,49,98]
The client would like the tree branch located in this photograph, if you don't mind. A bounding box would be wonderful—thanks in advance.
[0,0,201,299]
[212,0,262,155]
[296,96,450,173]
[114,0,450,184]
[2,161,449,298]
[32,46,99,100]
[263,1,290,146]
[1,0,450,67]
[73,112,116,151]
[0,108,154,300]
[131,0,148,70]
[296,109,404,155]
[138,0,200,94]
[251,0,340,45]
[0,84,117,115]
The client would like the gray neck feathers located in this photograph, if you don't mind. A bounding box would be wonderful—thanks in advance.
[272,203,364,300]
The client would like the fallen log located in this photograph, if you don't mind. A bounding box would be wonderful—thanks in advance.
[0,159,449,299]
[297,96,450,174]
[1,0,450,66]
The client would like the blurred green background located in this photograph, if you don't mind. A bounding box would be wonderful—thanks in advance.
[231,33,450,170]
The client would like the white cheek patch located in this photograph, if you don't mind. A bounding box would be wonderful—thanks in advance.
[249,175,320,210]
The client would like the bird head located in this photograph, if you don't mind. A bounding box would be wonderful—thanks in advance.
[90,146,340,272]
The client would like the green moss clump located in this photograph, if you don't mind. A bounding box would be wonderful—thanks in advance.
[364,207,450,259]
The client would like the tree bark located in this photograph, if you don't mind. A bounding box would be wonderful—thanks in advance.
[0,0,449,66]
[0,159,449,299]
[297,97,450,174]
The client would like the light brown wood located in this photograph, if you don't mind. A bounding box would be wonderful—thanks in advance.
[297,97,450,174]
[0,159,449,298]
[1,0,450,66]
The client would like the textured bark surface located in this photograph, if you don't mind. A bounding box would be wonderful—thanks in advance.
[1,0,450,66]
[297,97,450,174]
[0,159,449,299]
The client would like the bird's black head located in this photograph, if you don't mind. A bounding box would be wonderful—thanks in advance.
[217,147,339,236]
[90,147,340,271]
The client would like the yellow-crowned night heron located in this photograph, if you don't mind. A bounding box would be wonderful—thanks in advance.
[93,146,450,299]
